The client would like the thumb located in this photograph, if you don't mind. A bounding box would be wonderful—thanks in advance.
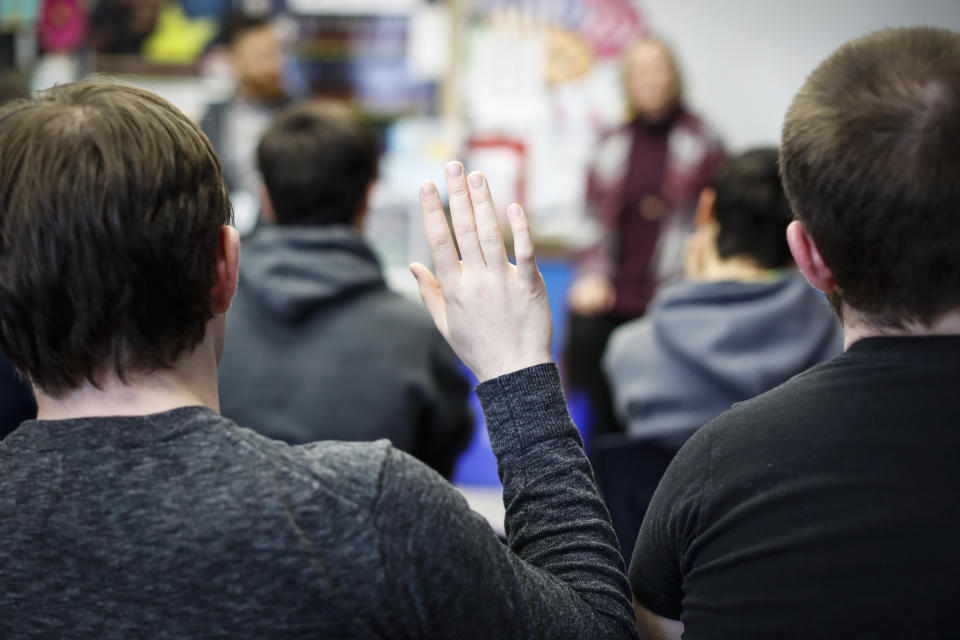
[409,262,448,337]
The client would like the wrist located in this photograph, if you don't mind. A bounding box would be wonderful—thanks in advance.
[477,353,554,383]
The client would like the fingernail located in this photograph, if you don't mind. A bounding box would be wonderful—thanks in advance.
[421,182,436,196]
[508,203,521,218]
[468,172,483,188]
[445,162,462,178]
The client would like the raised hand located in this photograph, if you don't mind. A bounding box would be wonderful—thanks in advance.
[409,161,553,383]
[567,274,615,315]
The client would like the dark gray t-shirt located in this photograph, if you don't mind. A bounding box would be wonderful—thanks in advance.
[0,364,635,639]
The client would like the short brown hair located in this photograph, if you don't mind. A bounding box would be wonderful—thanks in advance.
[781,27,960,327]
[0,82,231,395]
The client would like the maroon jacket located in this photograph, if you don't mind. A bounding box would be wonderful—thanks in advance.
[577,110,725,316]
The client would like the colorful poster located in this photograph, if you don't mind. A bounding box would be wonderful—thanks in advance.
[0,0,39,27]
[38,0,86,53]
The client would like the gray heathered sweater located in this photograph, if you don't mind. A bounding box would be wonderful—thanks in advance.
[0,364,636,639]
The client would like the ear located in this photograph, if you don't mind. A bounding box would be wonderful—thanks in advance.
[258,183,276,223]
[211,225,240,314]
[786,220,835,293]
[684,230,707,280]
[694,187,716,229]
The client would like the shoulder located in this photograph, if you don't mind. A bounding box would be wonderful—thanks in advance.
[669,110,724,163]
[605,315,654,371]
[224,423,395,511]
[367,287,431,322]
[591,124,634,183]
[695,358,841,456]
[674,109,720,140]
[368,445,475,536]
[598,121,632,142]
[605,279,703,357]
[353,288,450,347]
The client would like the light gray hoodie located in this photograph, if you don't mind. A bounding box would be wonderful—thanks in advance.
[603,274,842,449]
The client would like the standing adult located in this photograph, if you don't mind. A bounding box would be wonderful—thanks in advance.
[202,13,288,234]
[565,36,725,436]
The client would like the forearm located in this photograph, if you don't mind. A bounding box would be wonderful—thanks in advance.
[406,162,634,637]
[477,363,636,638]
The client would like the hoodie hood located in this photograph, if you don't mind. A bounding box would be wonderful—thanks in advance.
[604,274,843,443]
[237,226,385,322]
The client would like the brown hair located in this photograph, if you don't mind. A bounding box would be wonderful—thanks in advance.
[0,82,232,395]
[622,35,684,113]
[780,27,960,327]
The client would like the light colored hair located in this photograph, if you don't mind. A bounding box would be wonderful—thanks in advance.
[621,35,684,112]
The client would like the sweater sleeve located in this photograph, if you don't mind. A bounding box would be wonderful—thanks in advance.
[373,364,637,639]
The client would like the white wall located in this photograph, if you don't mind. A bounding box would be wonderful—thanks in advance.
[638,0,960,151]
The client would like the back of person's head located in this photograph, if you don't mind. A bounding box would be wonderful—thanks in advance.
[711,147,793,269]
[257,100,379,226]
[0,82,231,396]
[781,26,960,327]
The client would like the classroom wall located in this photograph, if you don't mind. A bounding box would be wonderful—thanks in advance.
[639,0,960,151]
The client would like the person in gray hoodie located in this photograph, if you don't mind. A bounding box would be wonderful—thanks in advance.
[218,101,472,478]
[603,148,842,451]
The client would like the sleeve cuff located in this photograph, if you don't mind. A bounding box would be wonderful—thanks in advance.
[474,363,581,457]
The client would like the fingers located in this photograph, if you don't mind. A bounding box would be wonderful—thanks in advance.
[506,203,540,286]
[409,262,448,336]
[419,181,460,285]
[466,171,508,272]
[444,162,485,268]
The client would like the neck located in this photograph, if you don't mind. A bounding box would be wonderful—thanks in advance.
[635,103,680,127]
[689,239,779,283]
[34,331,222,421]
[843,307,960,350]
[705,256,778,282]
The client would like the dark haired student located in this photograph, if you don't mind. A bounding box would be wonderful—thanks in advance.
[218,101,473,478]
[597,148,841,562]
[604,148,841,451]
[0,83,635,638]
[628,27,960,639]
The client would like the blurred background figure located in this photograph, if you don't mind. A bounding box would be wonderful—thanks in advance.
[90,0,161,55]
[594,147,842,561]
[217,101,473,479]
[604,147,842,449]
[0,67,36,439]
[202,12,289,235]
[564,35,725,438]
